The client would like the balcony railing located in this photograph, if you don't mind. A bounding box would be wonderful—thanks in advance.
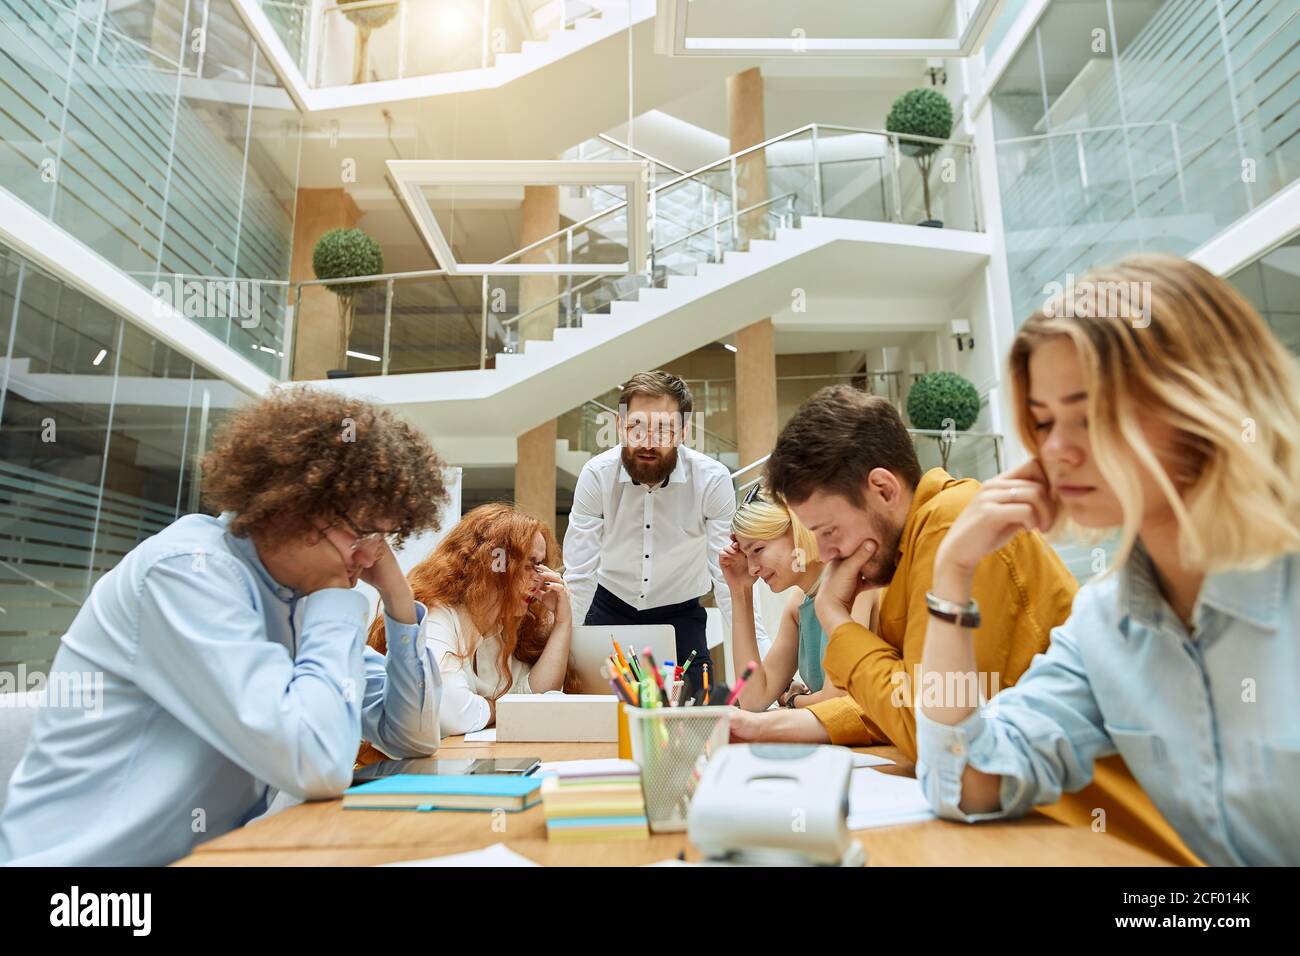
[311,0,605,87]
[285,123,980,380]
[730,427,1005,502]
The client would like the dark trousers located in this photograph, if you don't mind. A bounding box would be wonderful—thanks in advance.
[584,585,712,677]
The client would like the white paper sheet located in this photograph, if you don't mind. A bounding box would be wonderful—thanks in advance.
[461,728,497,742]
[852,753,896,768]
[379,842,539,867]
[537,758,640,777]
[846,768,936,830]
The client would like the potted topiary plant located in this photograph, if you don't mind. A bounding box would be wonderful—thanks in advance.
[311,227,384,374]
[906,370,980,470]
[885,87,954,228]
[338,0,398,85]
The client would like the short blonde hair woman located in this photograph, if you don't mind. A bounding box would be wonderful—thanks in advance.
[906,254,1300,865]
[720,485,878,744]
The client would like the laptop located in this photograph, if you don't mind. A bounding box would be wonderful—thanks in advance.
[570,624,679,695]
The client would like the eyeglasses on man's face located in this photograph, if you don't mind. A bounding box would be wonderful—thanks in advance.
[335,512,397,552]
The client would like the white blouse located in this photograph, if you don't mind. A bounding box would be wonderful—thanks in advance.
[423,604,533,736]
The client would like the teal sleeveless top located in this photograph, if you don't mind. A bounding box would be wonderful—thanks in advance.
[795,592,830,693]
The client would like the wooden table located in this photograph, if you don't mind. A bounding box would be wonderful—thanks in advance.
[176,737,1168,867]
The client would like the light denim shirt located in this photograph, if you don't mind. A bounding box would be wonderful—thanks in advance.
[916,544,1299,866]
[0,513,442,866]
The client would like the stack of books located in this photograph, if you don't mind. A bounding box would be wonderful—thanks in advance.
[540,759,650,843]
[343,774,543,812]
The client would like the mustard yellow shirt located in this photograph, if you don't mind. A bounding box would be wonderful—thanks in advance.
[807,469,1199,865]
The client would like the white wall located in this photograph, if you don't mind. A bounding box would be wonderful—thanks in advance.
[356,466,463,617]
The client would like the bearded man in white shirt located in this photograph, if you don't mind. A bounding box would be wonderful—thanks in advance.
[563,371,766,678]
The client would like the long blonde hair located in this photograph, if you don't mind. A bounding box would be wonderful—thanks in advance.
[733,486,822,588]
[1009,253,1300,573]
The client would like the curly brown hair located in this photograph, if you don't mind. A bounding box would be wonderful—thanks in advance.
[200,387,448,545]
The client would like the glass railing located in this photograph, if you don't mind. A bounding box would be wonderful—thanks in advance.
[260,0,312,72]
[0,0,302,377]
[683,371,907,446]
[997,118,1275,324]
[286,123,980,379]
[730,427,1004,503]
[312,0,606,87]
[992,0,1299,328]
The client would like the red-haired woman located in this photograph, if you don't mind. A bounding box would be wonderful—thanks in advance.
[367,503,579,739]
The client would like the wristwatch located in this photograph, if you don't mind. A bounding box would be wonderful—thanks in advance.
[925,591,981,629]
[785,692,805,709]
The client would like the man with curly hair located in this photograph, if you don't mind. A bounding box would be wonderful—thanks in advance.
[0,388,450,866]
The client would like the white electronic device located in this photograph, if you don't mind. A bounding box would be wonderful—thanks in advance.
[687,743,864,866]
[570,624,678,694]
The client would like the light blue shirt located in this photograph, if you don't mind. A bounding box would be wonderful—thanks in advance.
[916,544,1300,866]
[0,513,442,866]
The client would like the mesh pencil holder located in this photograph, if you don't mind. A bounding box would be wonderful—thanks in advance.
[625,706,731,832]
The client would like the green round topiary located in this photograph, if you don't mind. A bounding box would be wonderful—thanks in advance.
[907,371,980,431]
[312,228,384,299]
[886,87,954,158]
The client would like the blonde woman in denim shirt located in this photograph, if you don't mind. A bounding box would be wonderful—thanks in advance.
[871,254,1299,866]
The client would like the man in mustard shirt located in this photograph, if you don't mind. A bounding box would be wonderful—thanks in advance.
[744,385,1199,866]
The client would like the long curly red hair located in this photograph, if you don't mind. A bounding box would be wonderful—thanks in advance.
[366,503,580,696]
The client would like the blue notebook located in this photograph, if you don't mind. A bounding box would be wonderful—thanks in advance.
[343,774,543,812]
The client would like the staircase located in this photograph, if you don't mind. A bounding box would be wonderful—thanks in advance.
[301,122,988,435]
[319,215,991,438]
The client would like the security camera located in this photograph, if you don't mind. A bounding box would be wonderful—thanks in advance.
[950,318,973,352]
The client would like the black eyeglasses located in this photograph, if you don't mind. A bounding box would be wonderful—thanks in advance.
[741,482,764,506]
[335,512,395,551]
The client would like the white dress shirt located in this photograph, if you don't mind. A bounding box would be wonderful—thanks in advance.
[562,445,766,644]
[423,604,533,737]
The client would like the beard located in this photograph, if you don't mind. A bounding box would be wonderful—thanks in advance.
[621,445,678,486]
[856,512,905,589]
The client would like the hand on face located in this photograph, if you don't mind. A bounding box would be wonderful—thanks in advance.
[719,535,756,592]
[311,526,361,592]
[532,565,571,624]
[815,538,878,634]
[359,539,409,599]
[934,458,1057,598]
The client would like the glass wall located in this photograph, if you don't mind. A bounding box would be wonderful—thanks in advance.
[1228,231,1300,357]
[990,0,1300,325]
[983,0,1031,63]
[0,0,302,374]
[0,240,247,679]
[260,0,312,72]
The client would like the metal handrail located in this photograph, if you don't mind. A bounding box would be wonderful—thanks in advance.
[500,122,978,269]
[684,370,904,386]
[730,455,770,481]
[299,121,980,376]
[498,273,608,329]
[655,192,797,256]
[729,428,1005,494]
[297,267,450,289]
[595,134,688,176]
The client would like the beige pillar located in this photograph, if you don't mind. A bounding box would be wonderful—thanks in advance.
[727,68,779,469]
[516,185,560,348]
[515,418,557,532]
[735,319,779,468]
[727,67,771,246]
[512,185,560,530]
[290,188,361,381]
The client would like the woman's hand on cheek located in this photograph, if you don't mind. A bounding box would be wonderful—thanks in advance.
[934,459,1056,602]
